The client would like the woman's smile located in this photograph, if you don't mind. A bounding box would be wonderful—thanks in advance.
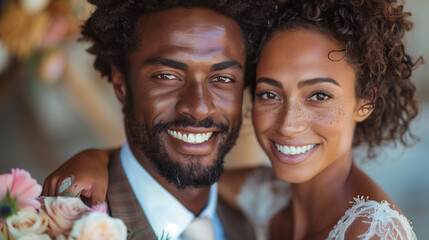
[253,29,368,183]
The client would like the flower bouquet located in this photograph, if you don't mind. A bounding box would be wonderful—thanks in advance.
[0,169,127,240]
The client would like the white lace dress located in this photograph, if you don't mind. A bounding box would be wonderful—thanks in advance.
[237,169,417,240]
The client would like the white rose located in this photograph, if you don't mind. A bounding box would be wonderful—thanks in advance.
[20,0,50,14]
[6,210,49,239]
[43,197,89,236]
[17,233,51,240]
[68,212,127,240]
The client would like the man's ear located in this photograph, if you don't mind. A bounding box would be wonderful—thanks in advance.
[111,66,127,105]
[355,98,374,122]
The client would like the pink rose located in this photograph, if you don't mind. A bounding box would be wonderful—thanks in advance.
[43,197,89,236]
[0,169,42,212]
[69,212,127,240]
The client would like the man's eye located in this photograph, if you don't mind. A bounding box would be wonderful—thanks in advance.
[257,92,280,100]
[212,76,233,83]
[309,92,331,101]
[154,74,178,80]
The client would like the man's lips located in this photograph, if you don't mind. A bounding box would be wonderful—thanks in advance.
[167,129,215,144]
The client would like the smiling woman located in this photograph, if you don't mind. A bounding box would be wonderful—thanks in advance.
[247,0,420,239]
[37,0,423,238]
[254,30,366,183]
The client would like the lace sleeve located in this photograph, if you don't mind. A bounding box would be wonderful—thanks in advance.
[327,197,417,240]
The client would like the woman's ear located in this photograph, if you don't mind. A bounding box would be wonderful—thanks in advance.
[355,98,374,122]
[111,66,127,105]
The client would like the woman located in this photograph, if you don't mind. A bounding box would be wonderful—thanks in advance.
[239,0,419,238]
[43,0,420,238]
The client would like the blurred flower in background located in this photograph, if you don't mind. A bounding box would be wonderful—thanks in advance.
[0,0,89,83]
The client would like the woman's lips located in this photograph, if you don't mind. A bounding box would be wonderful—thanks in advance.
[271,141,319,164]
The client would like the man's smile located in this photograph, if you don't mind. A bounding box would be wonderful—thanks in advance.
[167,129,214,144]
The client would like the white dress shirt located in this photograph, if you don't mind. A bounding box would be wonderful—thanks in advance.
[120,142,226,240]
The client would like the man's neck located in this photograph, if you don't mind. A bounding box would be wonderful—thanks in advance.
[129,144,211,215]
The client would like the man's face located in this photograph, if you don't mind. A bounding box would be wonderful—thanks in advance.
[112,7,246,189]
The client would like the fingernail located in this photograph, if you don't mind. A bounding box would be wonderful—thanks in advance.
[58,176,74,194]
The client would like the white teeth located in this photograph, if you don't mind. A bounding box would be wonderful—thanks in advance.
[206,132,213,140]
[290,146,297,154]
[196,134,202,143]
[284,145,289,154]
[275,143,316,156]
[167,130,214,144]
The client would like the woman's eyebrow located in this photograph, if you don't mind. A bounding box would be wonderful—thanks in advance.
[256,77,283,88]
[298,78,340,88]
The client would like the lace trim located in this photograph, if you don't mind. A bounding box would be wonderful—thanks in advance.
[326,196,416,240]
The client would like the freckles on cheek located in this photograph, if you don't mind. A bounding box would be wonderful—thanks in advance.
[312,107,347,134]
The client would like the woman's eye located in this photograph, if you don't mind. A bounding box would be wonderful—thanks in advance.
[213,76,233,83]
[258,92,280,100]
[309,92,331,101]
[154,74,178,80]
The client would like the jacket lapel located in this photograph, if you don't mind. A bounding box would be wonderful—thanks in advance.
[217,198,256,240]
[107,152,157,240]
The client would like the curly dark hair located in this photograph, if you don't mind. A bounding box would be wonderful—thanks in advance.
[81,0,275,86]
[266,0,421,158]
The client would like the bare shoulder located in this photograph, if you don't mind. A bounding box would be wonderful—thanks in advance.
[347,163,400,211]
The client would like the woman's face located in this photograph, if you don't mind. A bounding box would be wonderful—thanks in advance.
[253,29,369,183]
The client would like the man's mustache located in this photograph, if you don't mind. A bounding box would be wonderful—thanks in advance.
[152,115,229,134]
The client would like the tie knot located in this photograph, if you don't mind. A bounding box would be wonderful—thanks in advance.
[182,217,214,240]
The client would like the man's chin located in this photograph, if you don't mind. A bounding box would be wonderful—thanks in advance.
[152,154,225,189]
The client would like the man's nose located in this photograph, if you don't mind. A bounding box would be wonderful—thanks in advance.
[175,81,216,121]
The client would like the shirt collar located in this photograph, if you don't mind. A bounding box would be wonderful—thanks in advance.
[120,142,218,240]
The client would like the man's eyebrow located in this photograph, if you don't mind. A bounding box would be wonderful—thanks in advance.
[256,78,283,88]
[142,57,188,70]
[210,61,242,71]
[298,78,340,88]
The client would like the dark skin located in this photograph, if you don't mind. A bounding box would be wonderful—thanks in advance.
[43,7,246,215]
[43,18,407,240]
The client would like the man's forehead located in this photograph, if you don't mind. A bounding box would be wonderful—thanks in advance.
[133,7,245,63]
[137,7,242,43]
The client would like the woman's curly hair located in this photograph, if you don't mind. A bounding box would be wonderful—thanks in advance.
[81,0,274,86]
[268,0,421,158]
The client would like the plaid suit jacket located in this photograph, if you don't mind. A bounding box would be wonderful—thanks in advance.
[106,152,256,240]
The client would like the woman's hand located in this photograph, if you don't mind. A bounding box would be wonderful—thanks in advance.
[42,148,116,206]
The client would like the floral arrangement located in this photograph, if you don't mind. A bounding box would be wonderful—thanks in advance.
[0,0,91,83]
[0,169,127,240]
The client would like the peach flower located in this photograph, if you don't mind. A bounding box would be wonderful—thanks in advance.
[17,233,51,240]
[68,212,127,240]
[43,197,89,236]
[6,210,49,239]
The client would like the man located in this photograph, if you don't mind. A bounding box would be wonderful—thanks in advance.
[43,1,273,239]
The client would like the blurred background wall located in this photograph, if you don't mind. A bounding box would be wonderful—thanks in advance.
[0,0,428,238]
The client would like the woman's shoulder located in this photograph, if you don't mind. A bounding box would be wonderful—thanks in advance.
[326,196,417,240]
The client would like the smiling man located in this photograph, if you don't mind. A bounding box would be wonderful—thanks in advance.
[74,0,271,239]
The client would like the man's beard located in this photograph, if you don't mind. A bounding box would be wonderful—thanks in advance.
[124,95,241,190]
